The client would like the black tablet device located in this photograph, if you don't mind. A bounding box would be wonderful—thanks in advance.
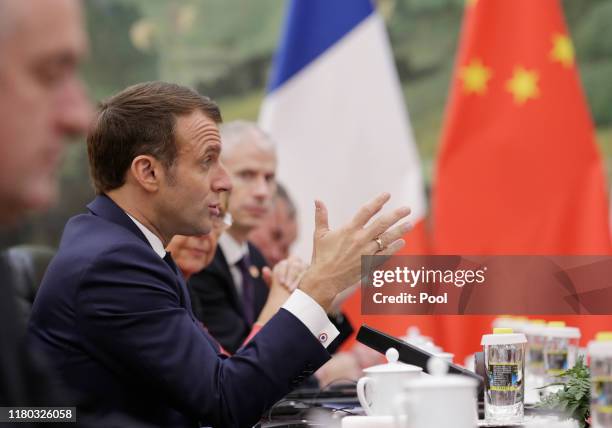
[356,324,484,393]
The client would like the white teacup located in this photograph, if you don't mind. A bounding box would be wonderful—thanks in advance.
[393,357,478,428]
[357,348,422,416]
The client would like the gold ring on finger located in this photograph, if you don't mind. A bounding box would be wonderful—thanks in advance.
[375,237,385,252]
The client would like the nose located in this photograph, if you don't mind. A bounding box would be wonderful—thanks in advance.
[55,78,94,140]
[253,175,273,200]
[270,248,282,266]
[212,161,233,193]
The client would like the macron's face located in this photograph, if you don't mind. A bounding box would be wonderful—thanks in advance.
[158,111,232,237]
[0,0,92,223]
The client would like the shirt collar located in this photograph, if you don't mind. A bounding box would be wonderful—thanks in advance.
[218,232,249,265]
[126,213,166,259]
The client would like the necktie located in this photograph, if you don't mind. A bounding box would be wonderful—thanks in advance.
[236,254,255,325]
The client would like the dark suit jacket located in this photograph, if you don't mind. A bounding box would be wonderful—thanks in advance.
[188,244,269,353]
[27,195,329,428]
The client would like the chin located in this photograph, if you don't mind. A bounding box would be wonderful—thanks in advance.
[196,224,212,236]
[241,217,263,230]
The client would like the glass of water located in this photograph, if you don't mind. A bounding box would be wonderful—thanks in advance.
[481,328,527,423]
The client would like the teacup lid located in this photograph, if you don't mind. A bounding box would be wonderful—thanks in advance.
[404,357,478,389]
[362,348,423,374]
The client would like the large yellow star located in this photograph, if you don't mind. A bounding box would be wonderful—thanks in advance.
[506,67,539,104]
[550,33,574,67]
[460,59,491,95]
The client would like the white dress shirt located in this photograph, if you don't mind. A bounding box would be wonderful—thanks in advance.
[126,215,339,349]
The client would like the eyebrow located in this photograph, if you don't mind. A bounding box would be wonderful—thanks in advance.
[204,144,221,156]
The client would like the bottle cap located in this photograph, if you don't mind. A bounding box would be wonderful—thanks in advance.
[482,329,527,346]
[588,332,612,357]
[548,321,566,328]
[545,322,580,339]
[596,332,612,342]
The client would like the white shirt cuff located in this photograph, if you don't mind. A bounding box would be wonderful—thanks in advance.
[282,289,340,349]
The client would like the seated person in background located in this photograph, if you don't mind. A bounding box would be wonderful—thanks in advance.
[250,182,354,355]
[166,200,305,348]
[249,184,382,382]
[188,121,278,353]
[168,204,360,387]
[249,182,297,267]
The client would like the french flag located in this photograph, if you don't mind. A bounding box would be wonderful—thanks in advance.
[259,0,427,263]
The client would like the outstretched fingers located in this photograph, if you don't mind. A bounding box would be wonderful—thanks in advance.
[349,193,391,230]
[363,205,411,242]
[365,221,412,255]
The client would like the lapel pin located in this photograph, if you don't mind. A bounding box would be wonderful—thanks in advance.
[249,265,260,278]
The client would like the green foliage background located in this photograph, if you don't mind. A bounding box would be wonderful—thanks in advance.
[10,0,612,247]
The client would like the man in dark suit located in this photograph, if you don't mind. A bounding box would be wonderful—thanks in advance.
[0,0,91,418]
[191,240,271,353]
[28,81,411,427]
[189,121,278,352]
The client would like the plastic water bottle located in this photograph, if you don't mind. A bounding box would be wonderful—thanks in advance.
[481,328,527,423]
[589,332,612,428]
[524,319,548,403]
[543,321,580,386]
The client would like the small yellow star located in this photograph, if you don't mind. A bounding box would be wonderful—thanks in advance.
[506,67,539,105]
[460,59,492,95]
[466,0,478,7]
[550,33,574,67]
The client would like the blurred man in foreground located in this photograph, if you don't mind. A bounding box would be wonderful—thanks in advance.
[0,0,91,409]
[29,81,411,427]
[0,0,91,225]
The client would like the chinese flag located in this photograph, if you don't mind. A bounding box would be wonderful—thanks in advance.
[432,0,612,362]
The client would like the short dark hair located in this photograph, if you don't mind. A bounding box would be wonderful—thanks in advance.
[87,81,222,194]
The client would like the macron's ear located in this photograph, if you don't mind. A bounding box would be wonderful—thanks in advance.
[130,155,160,192]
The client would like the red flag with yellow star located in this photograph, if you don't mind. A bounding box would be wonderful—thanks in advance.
[432,0,612,362]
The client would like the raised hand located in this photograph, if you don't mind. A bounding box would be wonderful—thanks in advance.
[299,193,411,311]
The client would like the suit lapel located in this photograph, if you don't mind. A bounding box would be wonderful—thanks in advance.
[87,195,150,248]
